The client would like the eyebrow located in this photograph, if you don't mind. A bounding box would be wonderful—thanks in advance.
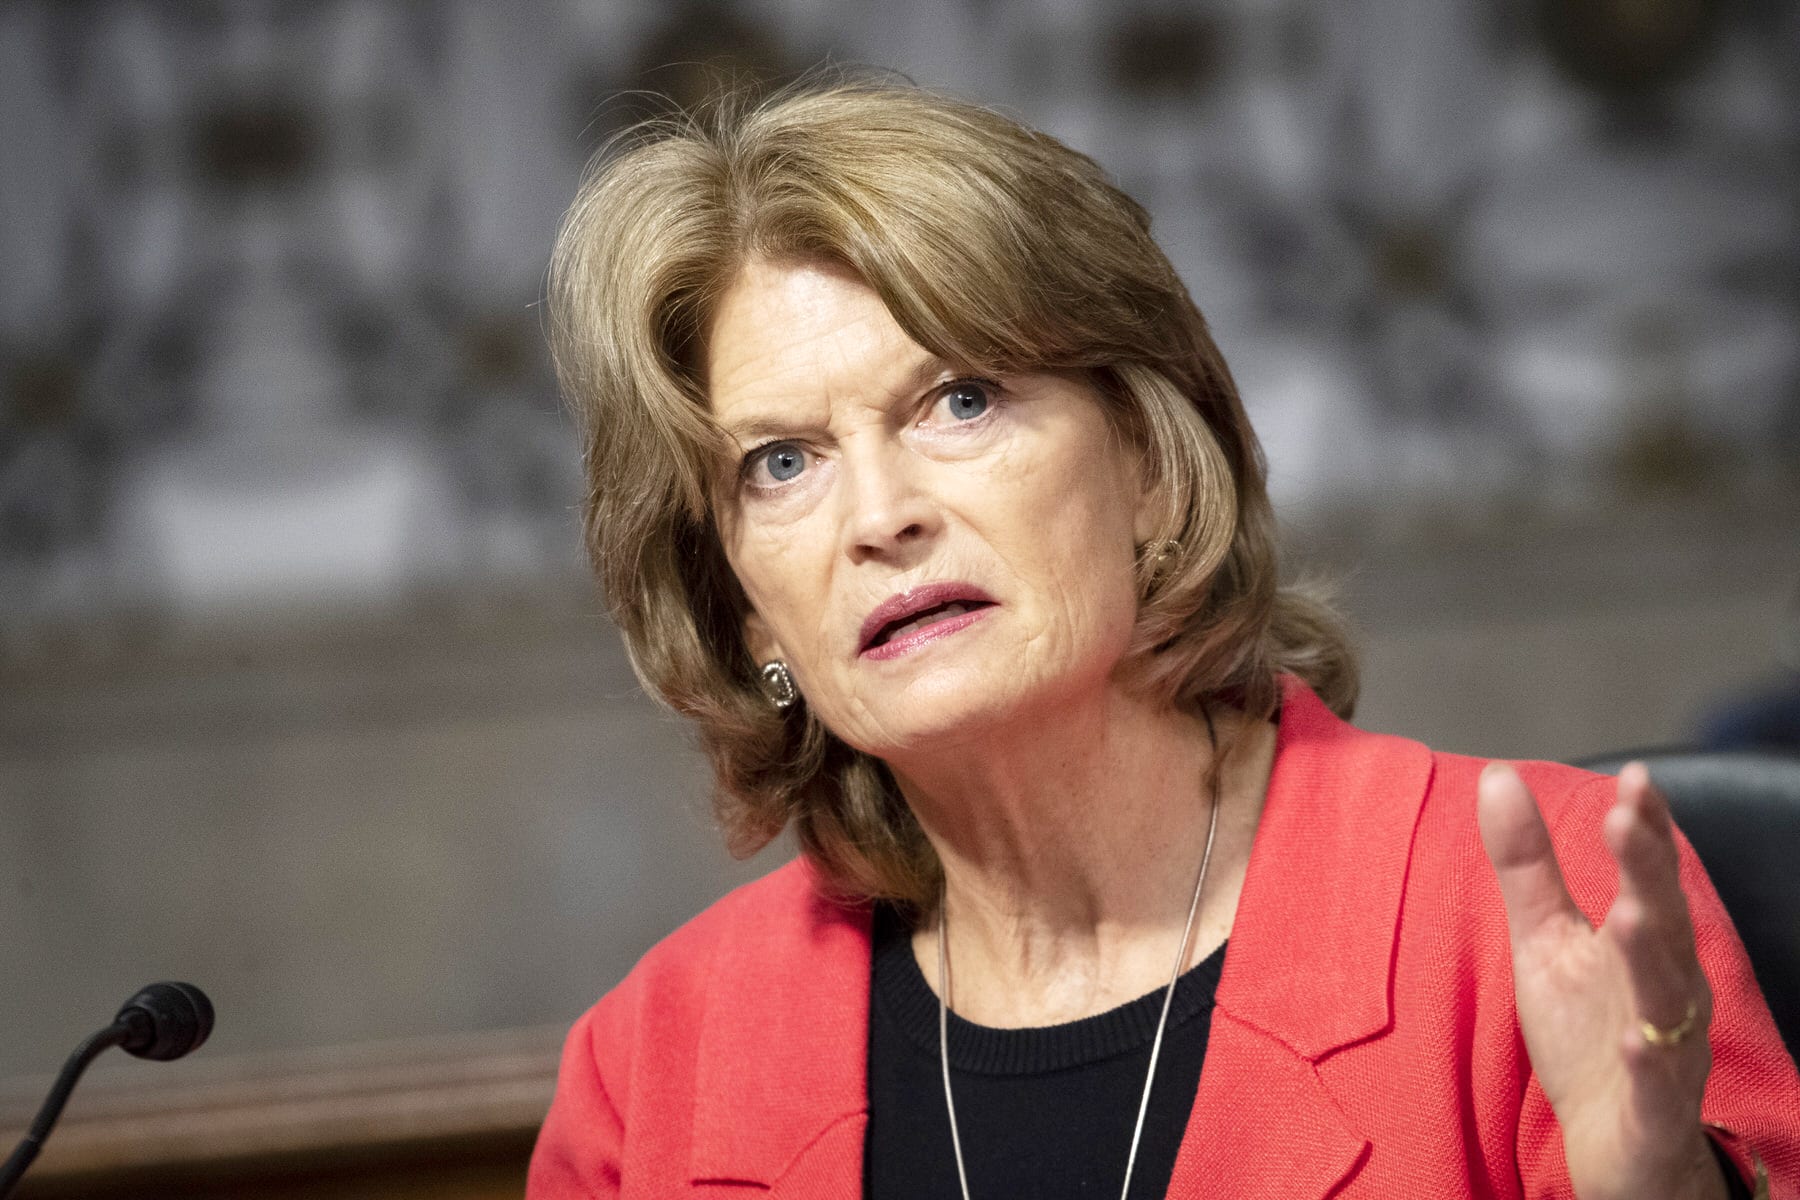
[717,353,963,444]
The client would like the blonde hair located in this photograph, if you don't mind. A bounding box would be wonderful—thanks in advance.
[549,77,1358,909]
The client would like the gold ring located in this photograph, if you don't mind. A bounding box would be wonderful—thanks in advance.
[1639,999,1700,1048]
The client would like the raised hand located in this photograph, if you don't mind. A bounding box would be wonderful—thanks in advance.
[1477,762,1728,1200]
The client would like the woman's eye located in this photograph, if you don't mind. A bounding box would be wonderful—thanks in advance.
[940,380,992,422]
[748,442,807,484]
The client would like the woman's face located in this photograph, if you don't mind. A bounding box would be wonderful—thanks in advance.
[706,258,1154,759]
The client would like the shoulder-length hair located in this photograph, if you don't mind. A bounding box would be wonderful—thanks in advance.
[549,77,1358,910]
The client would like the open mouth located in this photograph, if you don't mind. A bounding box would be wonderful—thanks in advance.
[866,600,995,650]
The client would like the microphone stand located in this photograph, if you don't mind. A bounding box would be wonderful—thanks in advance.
[0,1021,132,1198]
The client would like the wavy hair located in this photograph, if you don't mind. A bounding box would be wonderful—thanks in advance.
[548,77,1358,909]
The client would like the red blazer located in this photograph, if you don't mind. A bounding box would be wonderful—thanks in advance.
[530,680,1800,1198]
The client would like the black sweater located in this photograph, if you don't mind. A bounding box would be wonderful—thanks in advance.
[864,902,1226,1199]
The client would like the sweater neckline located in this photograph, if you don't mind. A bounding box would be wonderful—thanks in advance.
[870,901,1227,1077]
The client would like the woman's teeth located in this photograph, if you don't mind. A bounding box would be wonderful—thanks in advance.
[878,601,970,646]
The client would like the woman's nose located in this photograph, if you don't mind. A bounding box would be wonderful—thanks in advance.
[838,444,940,563]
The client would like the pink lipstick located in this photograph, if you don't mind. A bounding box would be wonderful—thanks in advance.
[859,583,997,660]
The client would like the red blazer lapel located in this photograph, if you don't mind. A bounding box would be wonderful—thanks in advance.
[1173,1011,1370,1196]
[688,865,872,1194]
[1170,678,1434,1194]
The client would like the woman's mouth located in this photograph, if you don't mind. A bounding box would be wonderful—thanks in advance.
[869,600,987,646]
[859,585,997,659]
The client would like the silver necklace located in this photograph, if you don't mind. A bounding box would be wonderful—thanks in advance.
[934,722,1223,1200]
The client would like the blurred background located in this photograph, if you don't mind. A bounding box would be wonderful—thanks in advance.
[2,0,1796,1194]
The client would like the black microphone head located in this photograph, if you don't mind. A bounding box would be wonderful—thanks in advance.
[114,982,215,1062]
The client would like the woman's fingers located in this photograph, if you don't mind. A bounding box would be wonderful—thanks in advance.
[1604,764,1711,1066]
[1478,762,1584,947]
[1480,761,1717,1185]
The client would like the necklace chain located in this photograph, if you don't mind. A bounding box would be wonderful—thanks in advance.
[935,714,1223,1200]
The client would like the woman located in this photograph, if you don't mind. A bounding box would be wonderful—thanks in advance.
[528,81,1800,1198]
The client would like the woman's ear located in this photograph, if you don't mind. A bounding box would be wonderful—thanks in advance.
[742,608,785,666]
[1130,448,1165,548]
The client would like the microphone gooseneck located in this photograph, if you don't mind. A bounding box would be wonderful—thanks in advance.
[0,982,214,1199]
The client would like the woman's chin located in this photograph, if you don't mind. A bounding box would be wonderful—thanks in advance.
[836,668,1075,761]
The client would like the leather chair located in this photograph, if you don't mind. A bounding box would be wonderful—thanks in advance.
[1575,752,1800,1060]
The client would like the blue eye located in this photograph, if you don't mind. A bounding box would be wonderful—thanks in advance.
[750,442,807,484]
[942,381,991,421]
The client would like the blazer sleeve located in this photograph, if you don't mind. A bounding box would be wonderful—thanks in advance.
[529,1006,624,1200]
[1513,775,1800,1198]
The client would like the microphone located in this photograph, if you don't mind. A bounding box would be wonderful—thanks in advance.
[0,982,214,1198]
[112,983,215,1062]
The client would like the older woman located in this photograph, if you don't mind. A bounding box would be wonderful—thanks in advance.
[528,82,1799,1199]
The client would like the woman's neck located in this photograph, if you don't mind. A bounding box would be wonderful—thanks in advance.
[890,689,1277,1028]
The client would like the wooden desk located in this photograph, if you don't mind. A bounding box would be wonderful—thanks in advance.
[0,1026,561,1199]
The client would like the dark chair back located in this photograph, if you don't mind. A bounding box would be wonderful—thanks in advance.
[1576,752,1800,1060]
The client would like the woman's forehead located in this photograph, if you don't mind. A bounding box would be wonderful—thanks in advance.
[704,260,953,428]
